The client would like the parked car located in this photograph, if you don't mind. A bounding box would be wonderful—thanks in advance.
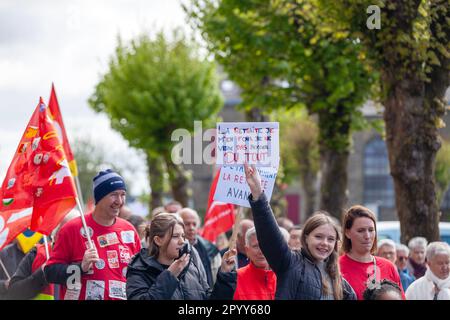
[377,221,450,245]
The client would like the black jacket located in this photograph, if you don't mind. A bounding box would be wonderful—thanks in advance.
[5,247,48,300]
[126,246,236,300]
[0,243,25,299]
[194,235,219,287]
[249,193,356,300]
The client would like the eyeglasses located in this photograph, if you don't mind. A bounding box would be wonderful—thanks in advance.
[397,257,408,261]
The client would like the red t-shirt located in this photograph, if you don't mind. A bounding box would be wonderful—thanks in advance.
[339,254,405,300]
[47,213,141,300]
[233,262,277,300]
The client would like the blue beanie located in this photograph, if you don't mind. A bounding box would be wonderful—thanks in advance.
[93,169,127,204]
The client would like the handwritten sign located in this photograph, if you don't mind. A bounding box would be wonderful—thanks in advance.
[213,165,278,208]
[216,122,279,167]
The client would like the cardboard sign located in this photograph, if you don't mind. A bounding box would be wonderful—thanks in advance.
[216,122,279,167]
[214,165,278,207]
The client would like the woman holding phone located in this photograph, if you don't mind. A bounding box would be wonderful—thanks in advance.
[126,213,236,300]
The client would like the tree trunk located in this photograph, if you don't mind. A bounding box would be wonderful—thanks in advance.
[164,154,190,207]
[245,107,269,122]
[319,147,349,220]
[317,106,351,220]
[383,70,447,244]
[302,169,318,219]
[147,154,164,210]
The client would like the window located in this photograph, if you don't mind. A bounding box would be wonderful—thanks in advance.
[363,137,395,207]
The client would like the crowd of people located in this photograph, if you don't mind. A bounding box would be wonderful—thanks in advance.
[1,166,449,300]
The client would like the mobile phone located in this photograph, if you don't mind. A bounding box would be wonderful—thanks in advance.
[178,242,191,259]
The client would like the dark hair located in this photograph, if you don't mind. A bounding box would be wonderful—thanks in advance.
[301,212,343,300]
[127,215,145,232]
[342,205,378,254]
[363,279,402,300]
[146,213,184,258]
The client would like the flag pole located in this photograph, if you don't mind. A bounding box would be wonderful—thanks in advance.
[75,197,94,249]
[0,257,11,280]
[74,175,85,210]
[228,206,244,251]
[43,235,50,260]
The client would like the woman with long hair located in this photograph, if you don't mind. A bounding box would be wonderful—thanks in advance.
[244,164,356,299]
[126,213,236,299]
[339,205,405,299]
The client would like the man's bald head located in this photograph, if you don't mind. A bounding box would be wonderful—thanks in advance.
[179,208,201,244]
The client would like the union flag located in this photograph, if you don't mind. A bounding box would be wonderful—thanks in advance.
[0,98,77,250]
[48,83,78,177]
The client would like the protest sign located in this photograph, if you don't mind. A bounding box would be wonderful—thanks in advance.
[216,122,279,167]
[213,165,278,208]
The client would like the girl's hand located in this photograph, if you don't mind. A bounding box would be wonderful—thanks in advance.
[168,253,190,277]
[244,163,262,200]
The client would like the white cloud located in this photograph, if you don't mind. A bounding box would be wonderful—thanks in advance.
[0,0,190,195]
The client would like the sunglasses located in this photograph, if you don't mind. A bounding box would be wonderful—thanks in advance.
[397,256,408,261]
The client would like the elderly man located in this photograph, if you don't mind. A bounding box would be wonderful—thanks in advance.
[396,243,415,291]
[288,226,302,250]
[233,227,276,300]
[405,242,450,300]
[178,208,221,287]
[407,237,428,279]
[219,219,255,268]
[377,239,397,264]
[234,219,255,268]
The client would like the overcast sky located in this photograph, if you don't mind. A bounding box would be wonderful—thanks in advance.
[0,0,191,195]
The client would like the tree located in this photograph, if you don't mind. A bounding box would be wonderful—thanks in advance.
[146,154,164,209]
[89,30,223,209]
[436,139,450,207]
[278,109,320,218]
[319,0,449,242]
[185,0,376,218]
[71,136,135,206]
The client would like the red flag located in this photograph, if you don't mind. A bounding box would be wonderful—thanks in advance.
[0,98,77,250]
[0,207,33,251]
[200,168,235,242]
[48,84,77,177]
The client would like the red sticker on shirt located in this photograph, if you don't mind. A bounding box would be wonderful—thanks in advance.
[107,250,119,269]
[119,245,132,264]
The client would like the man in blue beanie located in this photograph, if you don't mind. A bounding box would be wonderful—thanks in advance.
[44,169,141,300]
[92,169,127,223]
